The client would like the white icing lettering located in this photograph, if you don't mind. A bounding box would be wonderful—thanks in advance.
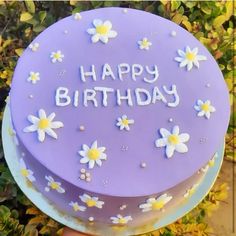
[102,63,115,80]
[80,65,96,82]
[152,86,167,104]
[94,87,114,106]
[144,65,159,84]
[55,87,71,106]
[131,64,143,81]
[135,88,151,106]
[118,63,130,81]
[163,84,179,107]
[117,89,133,106]
[84,89,98,107]
[73,90,79,107]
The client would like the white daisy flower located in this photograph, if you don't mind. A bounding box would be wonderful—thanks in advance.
[201,153,217,173]
[184,183,199,198]
[69,201,86,212]
[73,12,82,20]
[78,140,107,169]
[27,72,40,84]
[139,193,172,212]
[79,193,104,208]
[116,115,134,131]
[19,158,35,182]
[44,176,65,193]
[194,99,216,119]
[175,46,207,71]
[110,214,132,224]
[29,42,39,52]
[201,164,209,173]
[50,50,64,63]
[87,19,117,44]
[208,153,217,167]
[138,38,152,50]
[155,125,190,158]
[23,109,64,142]
[8,127,19,146]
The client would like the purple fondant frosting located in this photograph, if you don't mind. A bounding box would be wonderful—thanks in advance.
[9,7,230,226]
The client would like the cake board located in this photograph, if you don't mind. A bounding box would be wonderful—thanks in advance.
[2,105,224,236]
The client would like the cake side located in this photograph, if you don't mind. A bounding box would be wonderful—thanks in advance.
[11,124,215,226]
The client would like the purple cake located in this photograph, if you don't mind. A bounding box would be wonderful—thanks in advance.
[9,7,230,227]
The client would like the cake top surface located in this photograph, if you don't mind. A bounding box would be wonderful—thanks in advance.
[10,7,230,197]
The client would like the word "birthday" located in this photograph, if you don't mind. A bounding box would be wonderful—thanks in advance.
[55,85,179,108]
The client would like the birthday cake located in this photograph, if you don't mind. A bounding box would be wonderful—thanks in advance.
[9,7,230,227]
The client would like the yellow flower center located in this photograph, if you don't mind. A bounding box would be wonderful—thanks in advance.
[201,103,210,112]
[73,204,79,211]
[96,25,109,35]
[188,188,195,196]
[209,158,215,167]
[87,148,100,160]
[122,119,129,126]
[50,181,59,190]
[142,39,149,47]
[53,53,61,59]
[168,134,179,145]
[86,199,97,207]
[186,52,195,61]
[31,74,38,81]
[38,118,50,129]
[152,200,165,210]
[21,168,29,177]
[8,127,14,136]
[118,218,127,224]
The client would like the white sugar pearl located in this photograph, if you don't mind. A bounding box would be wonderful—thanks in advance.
[85,172,90,177]
[88,217,94,222]
[79,125,85,131]
[171,31,176,37]
[80,174,86,180]
[86,177,91,182]
[80,168,86,173]
[140,162,147,168]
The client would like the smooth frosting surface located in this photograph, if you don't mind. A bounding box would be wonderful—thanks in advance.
[10,7,230,196]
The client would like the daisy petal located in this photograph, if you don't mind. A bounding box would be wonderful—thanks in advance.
[45,128,58,139]
[28,115,39,124]
[103,20,112,30]
[166,145,175,158]
[23,125,38,132]
[92,34,100,43]
[87,28,96,35]
[38,109,46,119]
[160,128,170,138]
[172,126,179,135]
[175,143,188,153]
[179,133,190,142]
[93,19,103,27]
[100,36,109,44]
[108,30,117,38]
[155,138,167,147]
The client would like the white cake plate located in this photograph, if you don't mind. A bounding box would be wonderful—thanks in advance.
[2,105,224,236]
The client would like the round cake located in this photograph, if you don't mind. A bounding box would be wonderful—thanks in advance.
[9,7,230,227]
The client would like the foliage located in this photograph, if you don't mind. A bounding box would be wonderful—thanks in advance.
[0,1,235,235]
